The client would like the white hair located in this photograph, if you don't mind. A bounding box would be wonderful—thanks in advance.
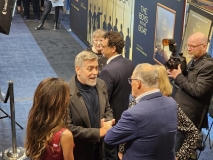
[134,63,159,88]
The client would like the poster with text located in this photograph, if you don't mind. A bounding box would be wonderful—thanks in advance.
[132,0,186,66]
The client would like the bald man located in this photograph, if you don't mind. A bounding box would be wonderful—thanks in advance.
[169,32,213,156]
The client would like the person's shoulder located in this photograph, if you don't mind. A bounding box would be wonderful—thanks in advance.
[67,75,76,87]
[199,56,213,70]
[97,78,106,85]
[163,96,177,104]
[62,129,73,137]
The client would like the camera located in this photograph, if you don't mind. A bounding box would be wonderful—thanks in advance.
[163,39,187,75]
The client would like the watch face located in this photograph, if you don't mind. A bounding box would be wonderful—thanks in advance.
[153,3,176,65]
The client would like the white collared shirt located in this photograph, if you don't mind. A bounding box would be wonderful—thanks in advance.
[106,54,121,64]
[135,89,160,104]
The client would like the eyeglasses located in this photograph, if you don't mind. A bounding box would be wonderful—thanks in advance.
[128,78,140,84]
[185,44,204,50]
[93,39,103,43]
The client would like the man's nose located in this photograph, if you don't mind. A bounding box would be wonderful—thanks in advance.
[92,68,98,75]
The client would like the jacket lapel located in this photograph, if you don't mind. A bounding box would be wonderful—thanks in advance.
[69,75,91,128]
[95,80,106,119]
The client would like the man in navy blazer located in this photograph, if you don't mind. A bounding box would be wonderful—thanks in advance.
[104,63,177,160]
[99,31,134,160]
[99,31,134,122]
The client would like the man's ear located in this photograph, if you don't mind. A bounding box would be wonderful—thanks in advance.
[75,66,81,76]
[112,46,116,53]
[137,80,142,89]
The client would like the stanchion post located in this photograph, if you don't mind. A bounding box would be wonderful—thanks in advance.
[8,81,17,154]
[1,80,26,160]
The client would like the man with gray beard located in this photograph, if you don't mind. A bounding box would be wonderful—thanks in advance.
[66,51,114,160]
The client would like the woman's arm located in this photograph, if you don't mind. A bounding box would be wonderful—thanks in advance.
[61,129,75,160]
[176,107,202,160]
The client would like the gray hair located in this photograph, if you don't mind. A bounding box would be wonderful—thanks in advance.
[134,63,159,88]
[75,51,98,66]
[92,29,106,38]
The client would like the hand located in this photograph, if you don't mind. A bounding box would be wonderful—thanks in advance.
[100,118,115,127]
[118,152,123,160]
[104,119,115,126]
[100,123,112,137]
[167,64,182,79]
[99,119,115,137]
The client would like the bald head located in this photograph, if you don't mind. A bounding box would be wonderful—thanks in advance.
[187,32,208,60]
[188,32,208,45]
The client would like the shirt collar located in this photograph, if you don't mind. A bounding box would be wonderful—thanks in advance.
[106,54,121,64]
[135,89,160,104]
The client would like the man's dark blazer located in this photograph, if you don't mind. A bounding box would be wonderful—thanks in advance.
[98,55,134,122]
[66,75,113,160]
[104,92,178,160]
[174,54,213,129]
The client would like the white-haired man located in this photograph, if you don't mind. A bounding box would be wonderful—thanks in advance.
[105,63,177,160]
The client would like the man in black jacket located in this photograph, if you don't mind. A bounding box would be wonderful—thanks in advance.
[169,32,213,159]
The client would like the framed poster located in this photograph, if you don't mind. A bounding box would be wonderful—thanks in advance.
[153,3,176,65]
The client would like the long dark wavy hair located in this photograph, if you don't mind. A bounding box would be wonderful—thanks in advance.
[25,78,70,159]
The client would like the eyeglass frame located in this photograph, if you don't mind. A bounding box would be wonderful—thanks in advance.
[185,44,204,50]
[128,78,140,84]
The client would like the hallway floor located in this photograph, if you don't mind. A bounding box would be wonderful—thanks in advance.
[0,13,212,159]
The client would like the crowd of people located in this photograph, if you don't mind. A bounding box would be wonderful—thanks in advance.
[24,31,213,160]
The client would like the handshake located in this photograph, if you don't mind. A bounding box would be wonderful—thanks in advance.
[100,118,115,137]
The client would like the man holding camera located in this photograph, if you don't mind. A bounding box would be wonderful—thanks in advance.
[168,32,213,159]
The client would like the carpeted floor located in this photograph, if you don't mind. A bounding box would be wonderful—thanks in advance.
[0,11,213,160]
[23,13,87,82]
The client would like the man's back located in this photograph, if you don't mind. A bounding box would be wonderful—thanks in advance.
[125,95,177,159]
[99,55,134,121]
[105,92,177,160]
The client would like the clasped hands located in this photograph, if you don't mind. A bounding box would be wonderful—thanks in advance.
[100,118,115,137]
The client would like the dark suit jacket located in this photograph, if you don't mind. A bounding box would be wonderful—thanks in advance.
[174,54,213,129]
[104,92,177,160]
[98,55,134,121]
[66,75,113,160]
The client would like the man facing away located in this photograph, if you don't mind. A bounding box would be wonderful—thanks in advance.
[66,51,115,160]
[99,31,134,160]
[169,32,213,159]
[105,63,178,160]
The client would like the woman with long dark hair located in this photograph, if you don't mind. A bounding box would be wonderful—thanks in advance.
[25,78,74,160]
